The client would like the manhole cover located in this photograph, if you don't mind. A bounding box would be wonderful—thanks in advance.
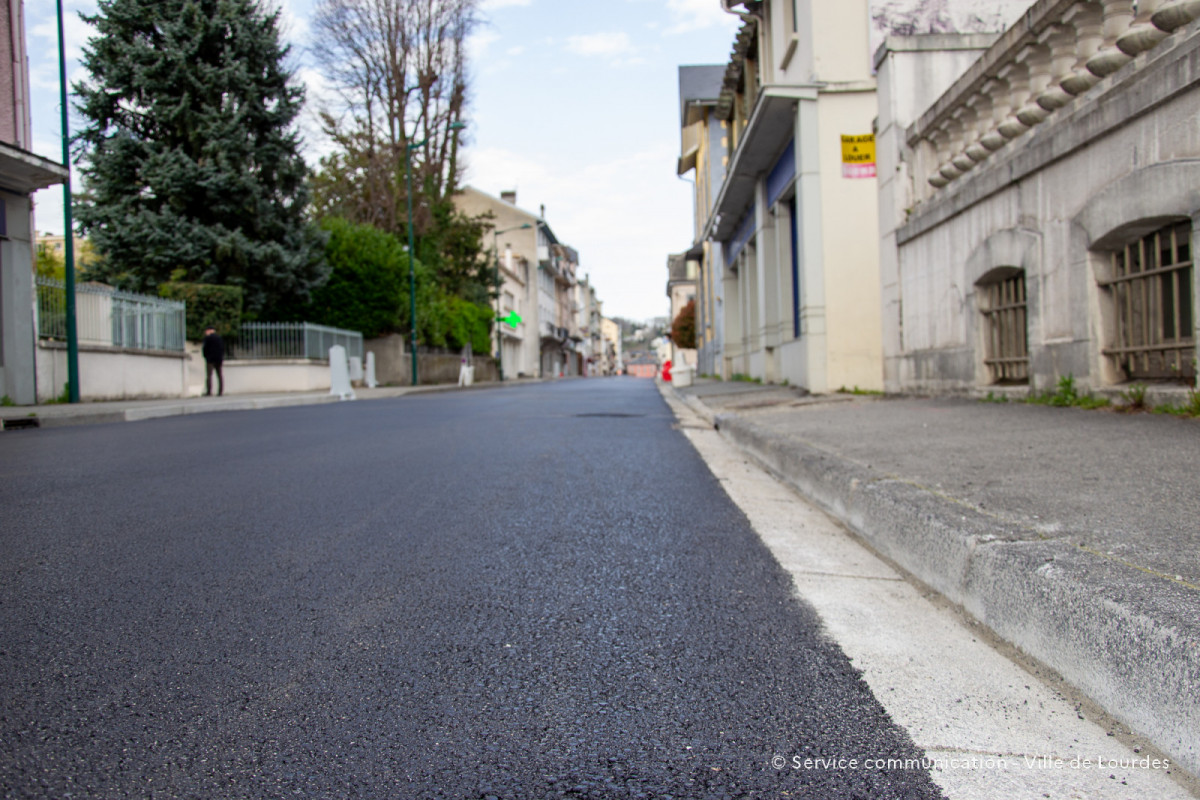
[573,413,645,418]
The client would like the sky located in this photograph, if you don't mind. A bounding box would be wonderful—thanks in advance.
[26,0,743,322]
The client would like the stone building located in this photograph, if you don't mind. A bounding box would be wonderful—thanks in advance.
[877,0,1200,396]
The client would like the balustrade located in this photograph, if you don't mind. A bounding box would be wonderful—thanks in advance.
[912,0,1200,191]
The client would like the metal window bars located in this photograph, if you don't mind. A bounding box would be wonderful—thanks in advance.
[35,277,186,353]
[980,272,1029,384]
[1100,221,1195,381]
[234,322,363,362]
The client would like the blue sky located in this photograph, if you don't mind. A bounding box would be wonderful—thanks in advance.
[27,0,741,321]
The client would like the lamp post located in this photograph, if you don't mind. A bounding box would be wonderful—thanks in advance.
[405,119,466,386]
[56,0,79,403]
[491,223,531,381]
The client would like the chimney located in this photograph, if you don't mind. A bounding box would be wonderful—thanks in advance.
[500,190,517,205]
[540,204,546,219]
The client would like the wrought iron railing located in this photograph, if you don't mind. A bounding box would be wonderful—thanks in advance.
[233,322,363,362]
[35,277,186,353]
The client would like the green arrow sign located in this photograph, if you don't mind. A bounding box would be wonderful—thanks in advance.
[498,311,522,328]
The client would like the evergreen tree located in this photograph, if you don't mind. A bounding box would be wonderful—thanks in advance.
[73,0,327,316]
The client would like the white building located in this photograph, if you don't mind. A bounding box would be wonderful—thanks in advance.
[877,0,1199,396]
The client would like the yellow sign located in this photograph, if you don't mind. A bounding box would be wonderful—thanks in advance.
[841,134,876,178]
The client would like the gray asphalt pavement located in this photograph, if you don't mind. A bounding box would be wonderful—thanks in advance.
[0,379,943,799]
[675,380,1200,778]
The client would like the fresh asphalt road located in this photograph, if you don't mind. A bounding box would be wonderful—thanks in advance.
[1,379,942,799]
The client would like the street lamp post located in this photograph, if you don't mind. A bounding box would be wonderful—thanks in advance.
[56,0,79,403]
[405,119,465,386]
[491,223,531,382]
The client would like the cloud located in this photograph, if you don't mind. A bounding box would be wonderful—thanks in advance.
[506,45,526,56]
[481,0,532,9]
[663,0,741,35]
[565,31,636,58]
[468,29,502,60]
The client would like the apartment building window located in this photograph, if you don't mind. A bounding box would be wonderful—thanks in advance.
[979,270,1029,384]
[1100,221,1195,381]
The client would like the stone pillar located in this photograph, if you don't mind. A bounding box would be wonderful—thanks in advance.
[1062,2,1105,95]
[951,107,978,173]
[1086,0,1135,77]
[996,60,1033,139]
[979,77,1013,152]
[940,118,968,182]
[1038,25,1078,111]
[1016,43,1053,126]
[1117,0,1169,55]
[1152,0,1200,31]
[964,93,992,164]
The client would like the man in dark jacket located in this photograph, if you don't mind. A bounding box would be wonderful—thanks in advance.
[202,326,225,396]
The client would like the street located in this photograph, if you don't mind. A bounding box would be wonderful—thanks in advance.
[1,379,942,799]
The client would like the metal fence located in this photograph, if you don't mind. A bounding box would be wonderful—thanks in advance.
[234,322,363,362]
[36,277,186,353]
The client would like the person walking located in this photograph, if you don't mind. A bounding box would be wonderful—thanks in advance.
[202,326,225,396]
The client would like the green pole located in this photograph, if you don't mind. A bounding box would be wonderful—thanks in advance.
[406,143,418,387]
[493,230,502,382]
[56,0,79,403]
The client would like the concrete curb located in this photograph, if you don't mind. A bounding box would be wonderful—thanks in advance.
[699,402,1198,777]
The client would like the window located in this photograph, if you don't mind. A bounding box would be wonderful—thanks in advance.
[979,270,1029,384]
[1100,221,1195,381]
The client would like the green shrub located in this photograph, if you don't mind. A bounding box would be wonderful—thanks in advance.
[305,217,406,339]
[158,280,243,341]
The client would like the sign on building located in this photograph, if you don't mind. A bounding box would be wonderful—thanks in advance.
[841,134,877,179]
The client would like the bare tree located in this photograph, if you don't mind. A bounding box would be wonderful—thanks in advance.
[310,0,477,237]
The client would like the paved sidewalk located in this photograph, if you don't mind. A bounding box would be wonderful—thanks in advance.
[0,378,544,430]
[670,379,1200,779]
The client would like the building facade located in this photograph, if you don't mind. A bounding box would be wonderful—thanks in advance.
[877,0,1200,395]
[0,1,70,404]
[678,0,885,391]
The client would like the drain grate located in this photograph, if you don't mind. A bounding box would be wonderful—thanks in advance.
[2,417,40,431]
[573,412,645,418]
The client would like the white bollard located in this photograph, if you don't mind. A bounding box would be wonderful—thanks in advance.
[329,345,356,400]
[365,352,378,388]
[348,356,364,383]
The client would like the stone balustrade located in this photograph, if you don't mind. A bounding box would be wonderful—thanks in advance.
[907,0,1200,196]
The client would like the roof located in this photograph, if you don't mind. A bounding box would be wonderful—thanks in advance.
[678,65,726,126]
[457,185,559,245]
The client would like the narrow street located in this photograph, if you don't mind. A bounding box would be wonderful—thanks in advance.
[1,380,943,799]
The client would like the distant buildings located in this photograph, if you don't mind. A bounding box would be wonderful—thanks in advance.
[455,186,610,379]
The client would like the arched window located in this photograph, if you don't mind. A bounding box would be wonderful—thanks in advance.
[1099,221,1194,381]
[978,268,1028,384]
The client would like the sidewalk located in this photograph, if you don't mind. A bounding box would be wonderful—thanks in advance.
[0,378,543,431]
[670,379,1200,779]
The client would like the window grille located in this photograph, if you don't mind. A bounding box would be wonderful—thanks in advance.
[1100,221,1195,381]
[980,271,1029,384]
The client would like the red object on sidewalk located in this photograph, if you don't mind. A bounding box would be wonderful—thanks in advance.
[662,360,673,382]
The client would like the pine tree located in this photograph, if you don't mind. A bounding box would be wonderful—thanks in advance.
[73,0,327,317]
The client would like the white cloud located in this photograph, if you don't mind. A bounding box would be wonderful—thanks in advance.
[663,0,741,35]
[468,29,502,60]
[481,0,532,9]
[565,31,636,58]
[506,45,526,56]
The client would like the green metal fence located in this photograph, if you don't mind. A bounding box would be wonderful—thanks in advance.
[36,276,186,353]
[234,322,363,362]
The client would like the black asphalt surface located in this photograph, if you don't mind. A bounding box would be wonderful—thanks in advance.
[1,379,943,799]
